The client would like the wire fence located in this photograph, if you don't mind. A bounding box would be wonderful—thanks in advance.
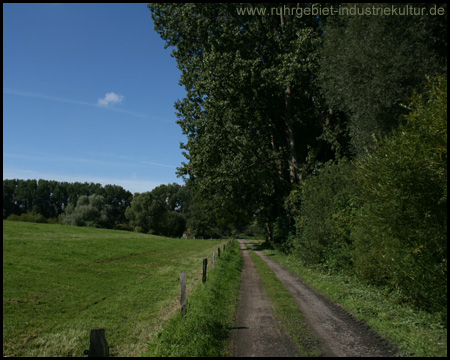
[83,239,235,357]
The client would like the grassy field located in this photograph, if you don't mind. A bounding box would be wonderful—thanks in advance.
[3,221,228,357]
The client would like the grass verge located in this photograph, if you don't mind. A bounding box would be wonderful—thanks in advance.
[143,240,242,357]
[245,245,321,357]
[252,242,447,357]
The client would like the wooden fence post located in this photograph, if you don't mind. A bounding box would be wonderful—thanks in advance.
[202,259,207,283]
[213,251,216,269]
[88,328,109,357]
[217,247,220,258]
[180,271,187,318]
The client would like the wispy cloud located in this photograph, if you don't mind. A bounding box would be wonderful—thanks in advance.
[97,92,124,107]
[3,88,93,106]
[141,161,178,168]
[5,152,179,170]
[3,88,149,119]
[4,152,114,166]
[86,152,179,169]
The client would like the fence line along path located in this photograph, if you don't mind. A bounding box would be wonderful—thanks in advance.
[85,239,234,357]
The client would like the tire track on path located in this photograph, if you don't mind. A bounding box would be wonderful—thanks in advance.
[247,241,398,357]
[228,240,300,357]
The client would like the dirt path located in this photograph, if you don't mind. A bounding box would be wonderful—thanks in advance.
[242,240,398,357]
[228,240,301,357]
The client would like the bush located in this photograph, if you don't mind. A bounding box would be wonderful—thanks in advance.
[113,223,132,231]
[60,194,110,228]
[125,192,167,234]
[134,226,144,233]
[47,217,63,225]
[351,76,447,314]
[242,222,265,238]
[164,211,187,238]
[272,215,294,254]
[288,160,358,271]
[6,212,48,224]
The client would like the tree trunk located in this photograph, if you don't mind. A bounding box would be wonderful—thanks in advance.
[268,117,284,179]
[280,10,301,184]
[266,222,274,244]
[285,85,301,183]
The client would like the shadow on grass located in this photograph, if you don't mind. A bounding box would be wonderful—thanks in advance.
[244,240,274,254]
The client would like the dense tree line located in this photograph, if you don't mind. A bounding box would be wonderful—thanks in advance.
[149,3,447,318]
[3,178,248,238]
[3,180,133,227]
[3,180,194,238]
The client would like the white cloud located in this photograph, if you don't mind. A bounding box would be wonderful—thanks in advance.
[97,92,124,107]
[4,88,152,118]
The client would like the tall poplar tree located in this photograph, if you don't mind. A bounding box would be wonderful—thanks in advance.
[149,3,328,237]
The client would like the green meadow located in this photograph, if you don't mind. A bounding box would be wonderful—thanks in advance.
[3,221,228,357]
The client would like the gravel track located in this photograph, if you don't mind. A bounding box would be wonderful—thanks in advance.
[229,240,398,357]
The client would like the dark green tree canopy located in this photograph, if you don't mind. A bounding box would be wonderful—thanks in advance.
[149,3,330,233]
[318,3,447,155]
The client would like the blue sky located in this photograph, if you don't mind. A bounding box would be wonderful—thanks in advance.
[3,3,187,194]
